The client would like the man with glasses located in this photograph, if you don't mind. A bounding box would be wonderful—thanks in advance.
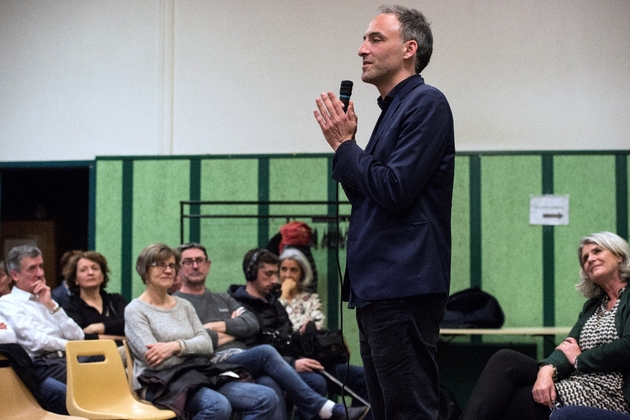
[175,243,369,420]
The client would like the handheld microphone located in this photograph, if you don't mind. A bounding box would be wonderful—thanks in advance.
[339,80,353,113]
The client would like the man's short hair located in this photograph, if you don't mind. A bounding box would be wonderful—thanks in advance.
[177,242,208,259]
[379,5,433,74]
[6,245,42,273]
[242,248,279,281]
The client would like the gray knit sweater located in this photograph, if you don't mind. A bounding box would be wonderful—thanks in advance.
[124,297,213,391]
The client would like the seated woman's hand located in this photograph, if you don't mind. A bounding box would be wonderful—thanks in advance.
[0,322,7,330]
[532,365,557,407]
[555,337,581,365]
[145,341,181,368]
[83,322,106,335]
[280,278,298,301]
[298,319,313,334]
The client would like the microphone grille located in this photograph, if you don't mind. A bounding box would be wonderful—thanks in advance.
[340,80,353,97]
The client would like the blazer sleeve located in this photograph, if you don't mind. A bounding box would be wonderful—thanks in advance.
[333,87,454,213]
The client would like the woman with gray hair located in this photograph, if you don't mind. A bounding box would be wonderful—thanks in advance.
[278,248,324,330]
[278,248,371,419]
[460,231,630,420]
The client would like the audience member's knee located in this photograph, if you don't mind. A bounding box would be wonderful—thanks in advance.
[487,348,525,369]
[257,386,281,412]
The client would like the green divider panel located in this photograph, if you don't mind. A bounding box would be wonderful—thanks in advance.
[553,154,617,327]
[131,159,190,298]
[481,155,543,331]
[198,158,259,295]
[94,160,124,294]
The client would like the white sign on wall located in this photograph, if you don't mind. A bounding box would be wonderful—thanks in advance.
[529,195,569,226]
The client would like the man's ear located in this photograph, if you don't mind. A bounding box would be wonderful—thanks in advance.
[403,39,418,60]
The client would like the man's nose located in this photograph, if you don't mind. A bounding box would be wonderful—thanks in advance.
[358,40,369,57]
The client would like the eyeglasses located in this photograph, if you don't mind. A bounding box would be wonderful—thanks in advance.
[150,262,177,271]
[181,258,209,267]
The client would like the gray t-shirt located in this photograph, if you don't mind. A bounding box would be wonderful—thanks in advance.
[174,289,259,352]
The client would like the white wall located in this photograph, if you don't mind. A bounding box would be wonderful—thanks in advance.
[1,0,629,162]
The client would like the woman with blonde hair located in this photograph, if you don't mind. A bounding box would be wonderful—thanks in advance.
[460,231,630,420]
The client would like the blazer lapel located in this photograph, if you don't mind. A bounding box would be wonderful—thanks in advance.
[364,76,424,155]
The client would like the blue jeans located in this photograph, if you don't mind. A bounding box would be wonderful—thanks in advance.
[226,344,328,420]
[150,380,280,420]
[550,406,630,420]
[184,387,232,420]
[356,293,447,420]
[40,376,68,415]
[216,381,282,420]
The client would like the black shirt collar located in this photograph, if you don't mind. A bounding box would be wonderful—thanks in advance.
[377,75,419,111]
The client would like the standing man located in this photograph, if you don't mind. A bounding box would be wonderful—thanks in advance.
[0,245,85,414]
[313,5,455,420]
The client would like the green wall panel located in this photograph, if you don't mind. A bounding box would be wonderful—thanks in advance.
[197,158,259,295]
[553,155,617,327]
[451,155,471,294]
[92,151,628,357]
[481,156,543,328]
[94,160,124,294]
[131,159,190,297]
[269,157,333,318]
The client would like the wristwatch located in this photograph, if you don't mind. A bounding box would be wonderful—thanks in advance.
[49,302,61,314]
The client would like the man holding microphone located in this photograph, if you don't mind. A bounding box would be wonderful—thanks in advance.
[314,5,455,419]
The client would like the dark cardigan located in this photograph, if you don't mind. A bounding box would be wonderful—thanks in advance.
[541,287,630,404]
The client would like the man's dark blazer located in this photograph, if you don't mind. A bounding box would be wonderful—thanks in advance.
[332,75,455,302]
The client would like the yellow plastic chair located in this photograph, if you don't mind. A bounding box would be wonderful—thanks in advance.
[65,340,176,419]
[122,339,155,404]
[0,355,88,420]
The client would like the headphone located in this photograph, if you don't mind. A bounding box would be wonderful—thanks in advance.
[245,249,268,281]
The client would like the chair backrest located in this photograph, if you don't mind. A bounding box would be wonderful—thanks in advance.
[122,339,146,401]
[0,355,88,420]
[65,339,176,419]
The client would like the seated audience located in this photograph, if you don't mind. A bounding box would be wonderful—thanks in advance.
[279,248,370,416]
[61,251,127,342]
[0,245,84,414]
[230,248,371,420]
[174,242,370,420]
[0,261,13,297]
[460,231,630,420]
[51,250,82,307]
[124,243,281,420]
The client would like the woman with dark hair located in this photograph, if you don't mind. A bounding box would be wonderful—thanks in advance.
[460,231,630,420]
[61,251,127,340]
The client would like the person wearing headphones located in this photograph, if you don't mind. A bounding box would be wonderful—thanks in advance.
[229,248,370,420]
